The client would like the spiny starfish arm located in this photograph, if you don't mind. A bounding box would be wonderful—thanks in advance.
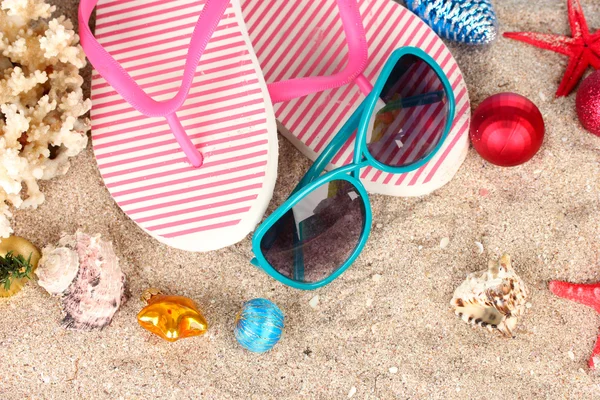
[590,30,600,44]
[556,51,591,96]
[588,51,600,70]
[568,0,590,40]
[503,31,578,57]
[549,280,600,313]
[589,335,600,369]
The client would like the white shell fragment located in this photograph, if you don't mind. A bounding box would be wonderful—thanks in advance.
[475,241,484,254]
[450,254,528,337]
[35,231,127,330]
[347,386,357,398]
[440,237,449,249]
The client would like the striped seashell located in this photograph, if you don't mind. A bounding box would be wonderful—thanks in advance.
[451,254,528,337]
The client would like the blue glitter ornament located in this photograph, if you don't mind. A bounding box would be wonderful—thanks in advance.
[405,0,498,45]
[234,298,284,353]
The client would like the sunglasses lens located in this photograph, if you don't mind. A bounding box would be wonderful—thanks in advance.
[259,179,367,284]
[367,54,450,168]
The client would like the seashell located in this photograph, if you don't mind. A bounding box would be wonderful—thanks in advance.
[35,231,127,330]
[450,254,528,337]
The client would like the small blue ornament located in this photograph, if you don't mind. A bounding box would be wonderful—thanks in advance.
[234,298,284,353]
[405,0,498,45]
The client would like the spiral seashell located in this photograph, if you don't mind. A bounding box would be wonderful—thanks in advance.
[35,231,127,330]
[36,247,79,295]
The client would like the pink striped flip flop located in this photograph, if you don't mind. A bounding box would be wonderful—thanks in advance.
[242,0,470,196]
[79,0,278,251]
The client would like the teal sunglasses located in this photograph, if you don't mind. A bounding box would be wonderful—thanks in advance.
[250,47,456,290]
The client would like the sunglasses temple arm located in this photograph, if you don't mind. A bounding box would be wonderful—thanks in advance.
[291,224,305,281]
[378,91,445,113]
[292,103,365,195]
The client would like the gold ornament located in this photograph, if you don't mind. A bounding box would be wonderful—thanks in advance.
[137,288,208,342]
[0,236,41,297]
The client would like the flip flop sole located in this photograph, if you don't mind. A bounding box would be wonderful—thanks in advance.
[91,0,278,251]
[243,0,469,196]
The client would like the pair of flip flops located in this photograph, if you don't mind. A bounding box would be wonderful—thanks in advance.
[80,0,470,252]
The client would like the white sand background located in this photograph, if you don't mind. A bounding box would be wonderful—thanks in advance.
[1,0,600,398]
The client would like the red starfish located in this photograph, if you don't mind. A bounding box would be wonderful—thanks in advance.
[549,280,600,368]
[503,0,600,97]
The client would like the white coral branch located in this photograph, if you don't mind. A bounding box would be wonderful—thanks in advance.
[1,0,54,27]
[40,17,86,68]
[0,0,90,237]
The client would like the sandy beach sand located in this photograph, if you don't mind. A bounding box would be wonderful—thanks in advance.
[1,0,600,398]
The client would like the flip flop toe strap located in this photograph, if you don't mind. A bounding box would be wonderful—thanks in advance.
[79,0,231,167]
[266,0,369,103]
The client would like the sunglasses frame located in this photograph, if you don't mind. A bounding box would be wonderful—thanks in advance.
[250,47,456,290]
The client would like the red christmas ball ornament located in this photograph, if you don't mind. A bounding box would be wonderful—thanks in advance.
[470,93,545,167]
[576,70,600,137]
